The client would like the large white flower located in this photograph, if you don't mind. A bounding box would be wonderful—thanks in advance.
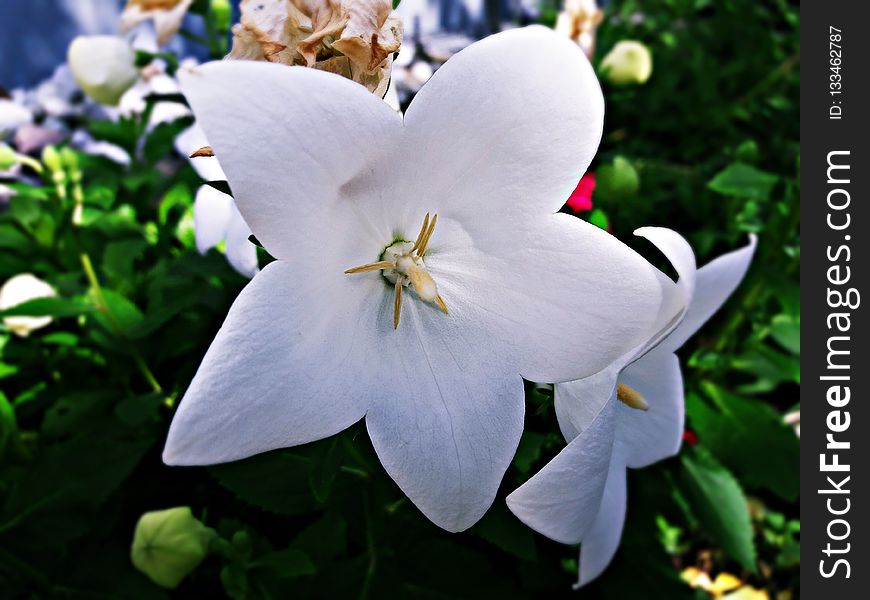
[163,26,676,531]
[506,228,756,585]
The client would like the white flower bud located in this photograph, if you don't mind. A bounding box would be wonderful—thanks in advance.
[600,40,653,86]
[130,507,212,589]
[67,36,140,106]
[0,274,57,337]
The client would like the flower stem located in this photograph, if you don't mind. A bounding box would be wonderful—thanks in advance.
[79,252,166,399]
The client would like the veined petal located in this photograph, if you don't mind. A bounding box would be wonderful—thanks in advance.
[178,61,403,262]
[506,398,616,544]
[430,213,672,383]
[617,348,684,468]
[224,204,259,279]
[366,292,525,533]
[576,453,628,587]
[554,365,619,442]
[163,261,377,465]
[193,185,233,254]
[658,235,757,354]
[399,26,604,233]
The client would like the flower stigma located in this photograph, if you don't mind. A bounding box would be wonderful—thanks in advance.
[344,212,449,330]
[616,383,648,411]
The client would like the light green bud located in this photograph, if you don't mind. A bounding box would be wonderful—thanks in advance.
[600,41,653,86]
[211,0,232,32]
[130,507,212,589]
[0,143,17,170]
[596,156,640,200]
[41,145,64,173]
[67,36,139,106]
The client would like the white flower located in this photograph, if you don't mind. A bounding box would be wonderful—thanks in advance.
[600,40,653,86]
[67,36,140,106]
[121,0,195,47]
[176,125,259,278]
[0,99,33,136]
[194,185,259,278]
[163,26,674,532]
[0,273,58,337]
[506,228,756,586]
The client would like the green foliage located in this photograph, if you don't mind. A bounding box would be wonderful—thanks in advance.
[0,0,799,596]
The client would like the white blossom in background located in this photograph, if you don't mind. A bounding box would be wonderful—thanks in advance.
[0,273,58,337]
[507,229,756,586]
[193,185,259,278]
[162,26,677,531]
[121,0,195,47]
[175,124,259,278]
[0,99,33,136]
[67,36,140,106]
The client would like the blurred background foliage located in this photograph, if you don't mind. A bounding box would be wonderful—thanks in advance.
[0,0,798,597]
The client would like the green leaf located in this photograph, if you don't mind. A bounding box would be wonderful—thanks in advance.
[307,436,344,503]
[252,548,316,579]
[209,451,321,515]
[92,289,145,334]
[686,384,799,501]
[588,208,610,230]
[769,314,800,354]
[0,296,94,319]
[708,162,778,202]
[472,503,537,561]
[678,448,757,572]
[512,431,549,475]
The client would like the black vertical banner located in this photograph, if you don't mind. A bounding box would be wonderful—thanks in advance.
[801,1,869,597]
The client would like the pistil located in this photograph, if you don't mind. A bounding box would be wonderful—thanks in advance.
[616,383,648,411]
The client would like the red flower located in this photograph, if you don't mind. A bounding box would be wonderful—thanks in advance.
[682,429,699,446]
[565,172,596,213]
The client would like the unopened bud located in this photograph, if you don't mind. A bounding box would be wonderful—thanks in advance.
[131,507,212,589]
[68,36,139,106]
[41,145,63,174]
[211,0,232,32]
[600,40,653,86]
[0,143,17,170]
[596,156,640,200]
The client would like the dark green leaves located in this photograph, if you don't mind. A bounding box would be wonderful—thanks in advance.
[708,163,778,202]
[678,448,756,572]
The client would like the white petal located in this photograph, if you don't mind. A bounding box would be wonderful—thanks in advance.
[0,99,33,134]
[631,227,697,351]
[163,261,375,465]
[429,213,672,383]
[178,61,403,259]
[401,26,604,227]
[193,185,233,254]
[506,398,616,544]
[554,365,619,442]
[576,454,628,587]
[617,349,684,469]
[659,235,757,354]
[366,294,525,533]
[176,124,227,181]
[224,204,259,278]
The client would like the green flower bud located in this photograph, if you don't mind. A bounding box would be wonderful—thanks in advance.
[131,507,212,589]
[600,41,653,86]
[60,148,82,184]
[0,143,17,170]
[41,145,63,174]
[596,156,640,200]
[211,0,232,33]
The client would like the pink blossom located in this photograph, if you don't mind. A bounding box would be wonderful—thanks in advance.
[566,172,595,213]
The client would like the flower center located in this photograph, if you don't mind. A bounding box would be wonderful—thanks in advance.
[344,213,448,330]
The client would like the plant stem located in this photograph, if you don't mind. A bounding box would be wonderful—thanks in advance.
[79,252,166,398]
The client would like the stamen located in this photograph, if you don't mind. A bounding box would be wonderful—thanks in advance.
[412,212,431,253]
[344,260,396,274]
[617,383,648,411]
[393,281,403,329]
[418,213,438,256]
[189,146,214,158]
[435,294,449,315]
